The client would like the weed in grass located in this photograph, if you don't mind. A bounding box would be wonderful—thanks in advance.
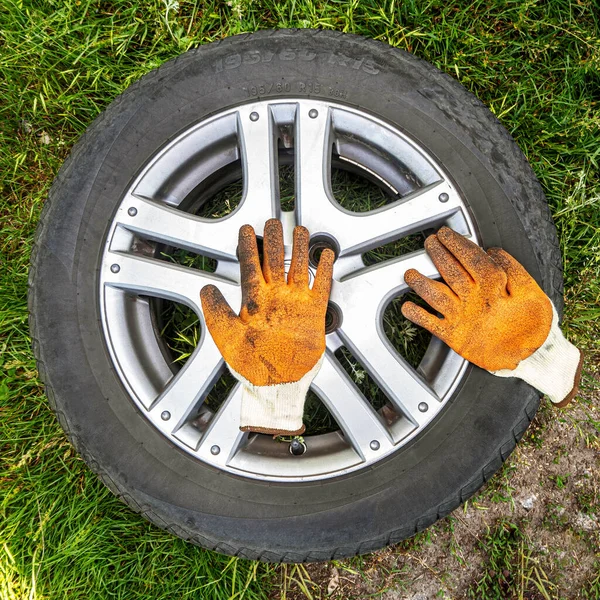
[552,445,569,464]
[574,485,599,518]
[581,565,600,600]
[549,473,571,490]
[445,519,469,570]
[300,390,339,435]
[476,458,518,506]
[279,163,295,212]
[468,519,556,600]
[197,176,244,219]
[277,563,321,600]
[522,417,548,451]
[394,527,437,555]
[542,502,570,531]
[160,248,217,273]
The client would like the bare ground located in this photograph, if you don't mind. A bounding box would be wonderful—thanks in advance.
[274,387,600,600]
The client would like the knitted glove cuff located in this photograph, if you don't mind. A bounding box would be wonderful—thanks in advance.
[228,355,324,435]
[491,305,582,406]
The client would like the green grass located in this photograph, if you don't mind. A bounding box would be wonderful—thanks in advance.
[1,0,599,598]
[468,519,557,599]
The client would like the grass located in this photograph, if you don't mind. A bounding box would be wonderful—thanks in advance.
[1,0,599,598]
[468,519,557,600]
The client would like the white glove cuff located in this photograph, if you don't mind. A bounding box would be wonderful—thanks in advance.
[491,305,582,405]
[229,355,324,434]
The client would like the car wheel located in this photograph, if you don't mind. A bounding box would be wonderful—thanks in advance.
[29,29,562,562]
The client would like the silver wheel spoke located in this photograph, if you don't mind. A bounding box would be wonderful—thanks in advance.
[294,105,333,228]
[113,196,247,262]
[339,318,438,426]
[103,251,241,314]
[332,250,439,309]
[295,105,462,256]
[196,386,247,468]
[312,352,395,459]
[148,337,224,431]
[236,104,279,215]
[114,104,278,261]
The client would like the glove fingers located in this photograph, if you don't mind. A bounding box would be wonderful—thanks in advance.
[424,234,473,297]
[288,225,310,287]
[437,226,506,286]
[238,224,264,314]
[312,248,335,306]
[404,268,458,317]
[262,219,285,284]
[401,301,445,339]
[200,284,242,342]
[487,248,539,294]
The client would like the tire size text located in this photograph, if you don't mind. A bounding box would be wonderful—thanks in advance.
[214,49,379,75]
[242,81,348,99]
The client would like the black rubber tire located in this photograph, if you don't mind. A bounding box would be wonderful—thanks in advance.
[29,29,563,563]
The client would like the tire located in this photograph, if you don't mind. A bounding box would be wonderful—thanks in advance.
[29,29,562,562]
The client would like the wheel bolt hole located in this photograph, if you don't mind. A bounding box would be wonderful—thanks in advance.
[309,240,337,268]
[325,302,342,334]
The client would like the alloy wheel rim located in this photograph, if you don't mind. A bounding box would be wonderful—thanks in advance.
[99,99,480,482]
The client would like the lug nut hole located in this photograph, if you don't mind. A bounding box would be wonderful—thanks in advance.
[325,302,342,334]
[309,240,337,268]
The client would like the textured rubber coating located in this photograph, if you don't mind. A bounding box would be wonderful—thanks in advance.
[29,30,562,563]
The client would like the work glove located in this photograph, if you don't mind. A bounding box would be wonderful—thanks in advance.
[402,226,583,407]
[200,219,335,435]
